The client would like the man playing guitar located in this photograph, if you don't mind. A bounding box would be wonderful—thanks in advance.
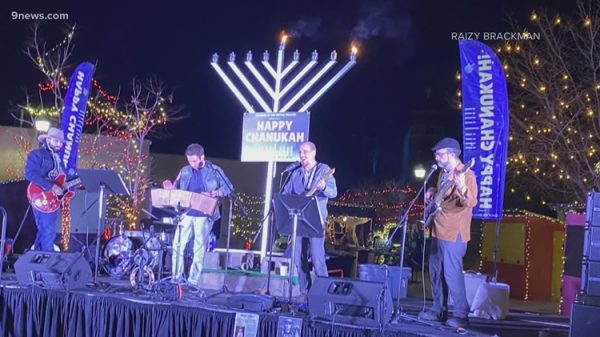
[418,137,478,329]
[25,127,74,251]
[281,141,337,301]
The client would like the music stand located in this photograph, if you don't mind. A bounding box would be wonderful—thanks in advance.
[77,169,129,283]
[272,193,324,303]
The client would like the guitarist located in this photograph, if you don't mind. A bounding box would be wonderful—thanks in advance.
[24,127,71,251]
[281,141,337,300]
[418,137,478,329]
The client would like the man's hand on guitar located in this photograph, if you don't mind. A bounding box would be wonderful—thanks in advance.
[425,187,437,204]
[51,184,64,196]
[450,172,467,194]
[316,179,326,191]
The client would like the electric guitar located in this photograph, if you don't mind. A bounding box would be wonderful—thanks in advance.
[306,168,336,197]
[27,174,81,213]
[422,158,475,228]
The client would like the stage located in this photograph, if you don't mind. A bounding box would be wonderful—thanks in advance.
[0,271,570,337]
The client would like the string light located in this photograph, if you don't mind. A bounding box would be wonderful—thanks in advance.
[480,210,564,302]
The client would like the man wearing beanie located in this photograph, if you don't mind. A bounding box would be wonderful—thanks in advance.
[418,137,478,329]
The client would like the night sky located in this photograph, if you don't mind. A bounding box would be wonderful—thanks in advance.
[2,0,569,191]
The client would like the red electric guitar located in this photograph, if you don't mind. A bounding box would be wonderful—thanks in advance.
[27,174,82,213]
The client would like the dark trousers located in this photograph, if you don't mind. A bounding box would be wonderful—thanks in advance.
[33,208,59,251]
[429,233,469,318]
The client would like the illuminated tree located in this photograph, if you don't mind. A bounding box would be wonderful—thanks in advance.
[487,1,599,205]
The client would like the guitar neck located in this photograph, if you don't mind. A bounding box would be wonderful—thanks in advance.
[64,178,82,189]
[305,168,335,197]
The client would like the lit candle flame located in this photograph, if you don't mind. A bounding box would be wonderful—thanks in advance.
[351,45,358,61]
[281,34,288,45]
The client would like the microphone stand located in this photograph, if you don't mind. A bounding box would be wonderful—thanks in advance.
[250,165,298,245]
[206,161,239,296]
[389,165,437,322]
[0,207,7,283]
[262,166,297,296]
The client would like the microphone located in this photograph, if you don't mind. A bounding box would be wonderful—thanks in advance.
[281,161,301,174]
[424,164,438,183]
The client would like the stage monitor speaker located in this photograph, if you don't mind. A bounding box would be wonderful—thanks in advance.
[227,293,275,312]
[570,302,600,337]
[582,260,600,296]
[14,250,92,290]
[308,277,392,327]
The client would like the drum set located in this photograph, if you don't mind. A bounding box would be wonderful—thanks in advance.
[103,224,172,286]
[101,188,219,288]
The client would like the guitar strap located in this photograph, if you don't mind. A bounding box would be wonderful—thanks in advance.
[47,149,64,180]
[303,162,320,192]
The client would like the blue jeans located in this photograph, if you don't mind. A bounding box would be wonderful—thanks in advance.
[33,208,59,251]
[294,236,328,294]
[429,233,469,318]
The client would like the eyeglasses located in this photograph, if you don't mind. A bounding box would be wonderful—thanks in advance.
[435,151,450,156]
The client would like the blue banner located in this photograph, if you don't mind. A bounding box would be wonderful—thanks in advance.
[459,40,509,220]
[241,112,310,162]
[60,62,95,176]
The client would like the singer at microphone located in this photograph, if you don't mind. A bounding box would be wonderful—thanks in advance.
[417,137,478,329]
[280,141,337,296]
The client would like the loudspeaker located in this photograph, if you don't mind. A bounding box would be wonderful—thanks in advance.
[570,303,600,337]
[14,251,92,290]
[586,192,600,226]
[584,226,600,261]
[308,277,392,327]
[582,260,600,296]
[227,293,275,312]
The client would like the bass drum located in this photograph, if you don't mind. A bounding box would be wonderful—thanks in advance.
[103,234,162,278]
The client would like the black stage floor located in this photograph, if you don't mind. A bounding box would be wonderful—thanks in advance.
[0,273,569,337]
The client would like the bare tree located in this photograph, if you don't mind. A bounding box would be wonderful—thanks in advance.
[13,23,76,127]
[110,78,184,220]
[493,1,600,205]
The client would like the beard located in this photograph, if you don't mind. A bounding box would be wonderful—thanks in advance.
[46,141,62,153]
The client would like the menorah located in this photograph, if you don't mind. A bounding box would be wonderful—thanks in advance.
[211,34,356,257]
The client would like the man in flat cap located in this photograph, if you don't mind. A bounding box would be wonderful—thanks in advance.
[25,127,70,251]
[418,137,478,329]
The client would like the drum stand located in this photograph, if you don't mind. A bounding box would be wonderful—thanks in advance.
[166,206,190,284]
[130,222,157,289]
